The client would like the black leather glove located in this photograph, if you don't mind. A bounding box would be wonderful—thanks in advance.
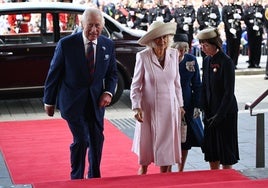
[207,114,224,128]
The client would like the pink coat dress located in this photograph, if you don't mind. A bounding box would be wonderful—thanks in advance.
[130,47,184,166]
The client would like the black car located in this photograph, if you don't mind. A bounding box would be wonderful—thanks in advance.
[0,2,145,104]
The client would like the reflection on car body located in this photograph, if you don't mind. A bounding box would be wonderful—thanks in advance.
[0,2,146,104]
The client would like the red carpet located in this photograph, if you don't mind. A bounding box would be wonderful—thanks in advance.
[0,119,159,184]
[32,169,256,188]
[2,119,268,188]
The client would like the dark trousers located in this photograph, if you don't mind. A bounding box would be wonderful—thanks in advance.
[226,32,241,66]
[247,29,262,66]
[66,105,104,179]
[266,38,268,76]
[266,55,268,76]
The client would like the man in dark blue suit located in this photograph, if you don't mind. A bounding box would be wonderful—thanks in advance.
[43,7,118,179]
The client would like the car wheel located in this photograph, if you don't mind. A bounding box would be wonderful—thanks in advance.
[111,72,124,105]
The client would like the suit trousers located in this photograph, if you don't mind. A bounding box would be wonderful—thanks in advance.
[226,32,241,66]
[247,29,262,66]
[66,98,104,179]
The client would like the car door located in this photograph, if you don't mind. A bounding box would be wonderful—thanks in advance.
[0,11,55,93]
[0,10,80,98]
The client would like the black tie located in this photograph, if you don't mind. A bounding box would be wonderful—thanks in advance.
[87,41,95,82]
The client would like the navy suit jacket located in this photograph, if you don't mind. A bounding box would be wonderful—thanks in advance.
[43,32,118,123]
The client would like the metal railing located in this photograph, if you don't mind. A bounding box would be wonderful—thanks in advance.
[245,89,268,168]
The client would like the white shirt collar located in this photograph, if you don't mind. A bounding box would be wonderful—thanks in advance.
[82,32,98,46]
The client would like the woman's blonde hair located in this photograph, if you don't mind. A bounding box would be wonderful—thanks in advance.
[146,34,174,48]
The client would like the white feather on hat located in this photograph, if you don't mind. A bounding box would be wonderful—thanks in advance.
[138,21,177,46]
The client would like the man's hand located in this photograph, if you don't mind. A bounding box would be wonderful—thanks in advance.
[99,93,112,107]
[44,105,55,117]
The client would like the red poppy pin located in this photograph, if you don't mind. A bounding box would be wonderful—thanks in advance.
[211,64,220,73]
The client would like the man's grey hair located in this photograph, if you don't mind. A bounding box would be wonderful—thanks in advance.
[81,7,105,26]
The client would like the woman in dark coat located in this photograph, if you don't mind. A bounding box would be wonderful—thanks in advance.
[197,27,239,169]
[172,34,204,172]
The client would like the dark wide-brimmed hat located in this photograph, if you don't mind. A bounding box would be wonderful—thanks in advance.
[197,27,222,48]
[138,21,177,46]
[173,33,188,43]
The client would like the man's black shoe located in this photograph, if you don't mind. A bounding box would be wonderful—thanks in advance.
[255,65,261,68]
[264,75,268,80]
[248,65,255,68]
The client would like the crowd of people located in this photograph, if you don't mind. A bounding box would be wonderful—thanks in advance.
[74,0,268,75]
[99,0,268,69]
[2,0,268,71]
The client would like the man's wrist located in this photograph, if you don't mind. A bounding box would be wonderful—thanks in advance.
[104,91,113,98]
[45,104,54,107]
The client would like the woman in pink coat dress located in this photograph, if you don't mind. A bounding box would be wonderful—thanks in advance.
[130,21,185,175]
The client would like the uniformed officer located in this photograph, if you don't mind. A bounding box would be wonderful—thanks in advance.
[222,0,244,68]
[127,0,149,30]
[103,2,117,19]
[115,0,130,26]
[147,0,173,24]
[197,0,221,30]
[8,13,31,33]
[197,0,221,60]
[244,0,265,68]
[173,0,196,50]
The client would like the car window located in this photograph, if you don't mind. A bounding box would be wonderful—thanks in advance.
[0,11,110,47]
[50,12,81,39]
[0,13,44,46]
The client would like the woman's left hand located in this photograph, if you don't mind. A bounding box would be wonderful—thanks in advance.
[134,108,143,122]
[180,107,185,117]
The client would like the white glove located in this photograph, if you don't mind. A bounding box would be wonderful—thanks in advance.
[15,27,20,33]
[193,108,201,118]
[137,13,144,19]
[184,17,192,24]
[229,28,237,35]
[16,14,23,21]
[205,21,209,26]
[156,16,163,22]
[233,13,241,20]
[253,25,259,31]
[228,19,234,23]
[127,21,134,28]
[183,24,189,31]
[129,10,135,16]
[255,12,263,18]
[209,13,217,19]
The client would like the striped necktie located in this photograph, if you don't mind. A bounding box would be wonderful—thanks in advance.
[87,41,95,82]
